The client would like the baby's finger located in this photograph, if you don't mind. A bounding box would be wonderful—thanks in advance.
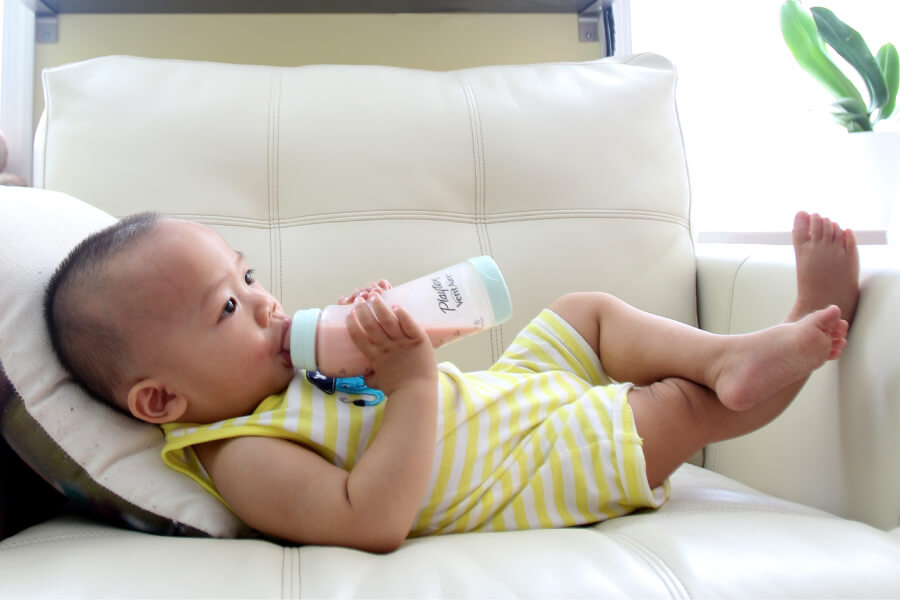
[367,294,405,340]
[345,303,374,352]
[337,286,366,305]
[337,291,358,305]
[361,280,391,300]
[393,304,428,342]
[352,298,389,345]
[337,280,391,305]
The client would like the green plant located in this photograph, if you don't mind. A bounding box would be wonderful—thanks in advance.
[781,0,899,132]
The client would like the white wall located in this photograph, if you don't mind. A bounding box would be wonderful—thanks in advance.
[32,13,602,131]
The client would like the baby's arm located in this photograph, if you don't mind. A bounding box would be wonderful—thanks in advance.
[195,294,438,553]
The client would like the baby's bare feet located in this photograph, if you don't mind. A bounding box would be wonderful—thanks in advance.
[789,211,860,325]
[715,305,848,411]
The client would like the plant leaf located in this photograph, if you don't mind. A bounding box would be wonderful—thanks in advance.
[831,96,874,131]
[780,1,865,107]
[876,43,899,119]
[831,112,869,132]
[811,6,888,111]
[831,112,857,128]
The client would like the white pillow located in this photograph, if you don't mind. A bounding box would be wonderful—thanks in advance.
[0,186,246,537]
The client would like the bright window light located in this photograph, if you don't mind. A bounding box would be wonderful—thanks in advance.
[0,0,4,110]
[631,0,900,236]
[0,0,35,186]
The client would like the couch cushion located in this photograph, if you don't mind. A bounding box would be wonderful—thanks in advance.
[2,465,899,598]
[36,53,695,373]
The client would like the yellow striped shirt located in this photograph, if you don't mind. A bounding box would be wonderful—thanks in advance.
[161,309,669,536]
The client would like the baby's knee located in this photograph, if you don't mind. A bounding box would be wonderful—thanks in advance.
[549,291,617,315]
[549,292,621,346]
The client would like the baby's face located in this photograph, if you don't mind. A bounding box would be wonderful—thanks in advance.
[118,219,294,423]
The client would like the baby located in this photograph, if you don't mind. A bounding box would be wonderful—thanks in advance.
[44,212,859,552]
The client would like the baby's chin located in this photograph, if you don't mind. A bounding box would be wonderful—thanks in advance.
[265,369,296,396]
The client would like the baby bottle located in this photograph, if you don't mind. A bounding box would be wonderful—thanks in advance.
[289,256,513,377]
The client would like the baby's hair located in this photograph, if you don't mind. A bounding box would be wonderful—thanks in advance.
[44,212,162,409]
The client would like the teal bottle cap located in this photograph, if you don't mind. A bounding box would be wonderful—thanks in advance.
[468,256,513,325]
[290,308,322,371]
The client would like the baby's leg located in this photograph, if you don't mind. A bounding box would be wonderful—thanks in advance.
[555,211,861,486]
[551,211,859,412]
[629,365,833,488]
[550,293,846,411]
[627,379,752,487]
[626,304,847,487]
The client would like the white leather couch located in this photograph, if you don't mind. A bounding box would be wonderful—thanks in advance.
[1,53,899,598]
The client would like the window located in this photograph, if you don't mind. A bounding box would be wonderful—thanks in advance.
[0,0,35,186]
[631,1,900,239]
[0,0,5,111]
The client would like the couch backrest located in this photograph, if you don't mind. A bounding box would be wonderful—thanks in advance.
[35,53,694,371]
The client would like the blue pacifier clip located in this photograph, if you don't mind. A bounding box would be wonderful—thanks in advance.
[306,371,386,407]
[334,377,386,407]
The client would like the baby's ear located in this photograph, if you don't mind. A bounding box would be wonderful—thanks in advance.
[127,379,188,424]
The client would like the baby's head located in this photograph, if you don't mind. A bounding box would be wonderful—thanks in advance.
[45,215,294,425]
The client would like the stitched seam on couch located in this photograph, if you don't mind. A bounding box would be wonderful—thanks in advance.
[605,531,690,599]
[457,74,487,259]
[458,73,502,362]
[267,71,274,299]
[725,254,755,336]
[268,70,285,303]
[597,506,840,527]
[166,209,690,228]
[282,545,300,599]
[0,531,127,550]
[276,71,284,303]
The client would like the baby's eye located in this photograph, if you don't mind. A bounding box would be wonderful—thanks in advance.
[220,297,237,319]
[245,269,256,285]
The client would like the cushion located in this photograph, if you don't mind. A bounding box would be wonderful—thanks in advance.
[0,186,245,537]
[37,53,696,363]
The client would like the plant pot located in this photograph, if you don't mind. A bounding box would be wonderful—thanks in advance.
[847,131,900,238]
[835,131,899,240]
[791,131,900,241]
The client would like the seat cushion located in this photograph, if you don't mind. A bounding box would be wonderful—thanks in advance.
[2,465,899,598]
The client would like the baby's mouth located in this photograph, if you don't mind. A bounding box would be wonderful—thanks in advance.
[280,317,293,369]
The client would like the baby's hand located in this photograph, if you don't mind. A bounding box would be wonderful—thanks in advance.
[338,280,391,305]
[346,294,437,398]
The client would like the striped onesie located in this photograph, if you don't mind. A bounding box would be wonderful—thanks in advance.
[161,309,669,536]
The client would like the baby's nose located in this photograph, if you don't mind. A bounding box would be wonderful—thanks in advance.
[253,292,276,326]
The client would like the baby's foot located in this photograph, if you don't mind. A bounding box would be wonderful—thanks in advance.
[788,211,860,325]
[715,305,848,411]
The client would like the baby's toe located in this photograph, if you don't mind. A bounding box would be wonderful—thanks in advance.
[793,211,811,245]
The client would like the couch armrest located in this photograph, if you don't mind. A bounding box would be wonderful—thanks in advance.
[696,243,900,530]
